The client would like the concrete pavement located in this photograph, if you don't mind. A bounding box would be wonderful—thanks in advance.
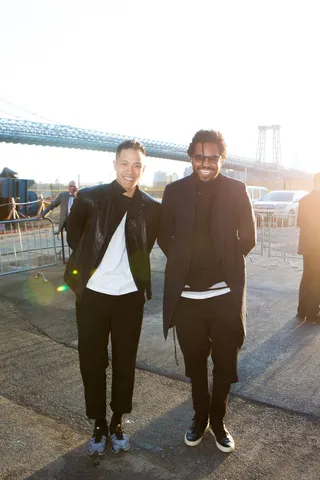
[2,250,319,415]
[0,252,320,479]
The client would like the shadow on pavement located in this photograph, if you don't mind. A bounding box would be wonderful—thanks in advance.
[24,400,227,480]
[235,315,320,415]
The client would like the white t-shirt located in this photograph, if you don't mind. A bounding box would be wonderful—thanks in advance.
[68,195,75,215]
[181,281,231,299]
[86,213,138,295]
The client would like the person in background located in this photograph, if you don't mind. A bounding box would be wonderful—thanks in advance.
[158,129,256,453]
[64,140,160,456]
[39,180,78,231]
[297,172,320,323]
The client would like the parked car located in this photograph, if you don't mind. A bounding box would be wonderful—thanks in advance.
[247,185,268,203]
[253,190,308,227]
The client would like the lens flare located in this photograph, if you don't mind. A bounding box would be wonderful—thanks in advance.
[72,269,78,275]
[56,285,68,292]
[23,277,56,306]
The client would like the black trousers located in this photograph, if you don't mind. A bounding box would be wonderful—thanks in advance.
[174,293,243,426]
[298,255,320,319]
[76,288,145,419]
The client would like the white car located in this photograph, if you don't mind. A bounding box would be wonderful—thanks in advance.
[253,190,308,227]
[247,186,268,203]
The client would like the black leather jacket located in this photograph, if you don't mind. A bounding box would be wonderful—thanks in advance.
[64,180,161,299]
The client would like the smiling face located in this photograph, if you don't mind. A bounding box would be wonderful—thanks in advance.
[113,148,146,196]
[191,142,222,182]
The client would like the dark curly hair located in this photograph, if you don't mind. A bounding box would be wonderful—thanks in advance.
[187,130,227,161]
[116,140,146,159]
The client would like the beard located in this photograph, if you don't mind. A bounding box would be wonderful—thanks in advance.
[193,166,219,182]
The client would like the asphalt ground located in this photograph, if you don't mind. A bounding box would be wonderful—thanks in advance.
[0,251,319,479]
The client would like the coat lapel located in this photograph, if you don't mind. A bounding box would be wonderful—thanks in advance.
[182,174,229,254]
[212,175,229,250]
[127,187,144,220]
[182,175,197,242]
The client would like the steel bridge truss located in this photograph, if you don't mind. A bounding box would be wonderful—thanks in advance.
[0,117,270,171]
[256,125,282,167]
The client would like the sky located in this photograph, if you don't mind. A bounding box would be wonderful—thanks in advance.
[1,0,320,185]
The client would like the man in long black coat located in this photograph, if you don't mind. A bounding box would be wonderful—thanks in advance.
[158,130,256,453]
[297,172,320,323]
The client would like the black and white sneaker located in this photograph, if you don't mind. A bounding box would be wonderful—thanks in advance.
[87,422,108,456]
[209,423,235,453]
[184,414,209,446]
[110,422,130,453]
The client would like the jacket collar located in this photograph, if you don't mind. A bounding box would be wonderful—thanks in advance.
[110,180,144,218]
[192,172,223,195]
[111,179,127,196]
[186,172,225,193]
[128,186,144,218]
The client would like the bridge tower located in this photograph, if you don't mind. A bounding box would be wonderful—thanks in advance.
[256,124,282,167]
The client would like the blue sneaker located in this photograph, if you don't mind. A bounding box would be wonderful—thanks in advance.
[110,422,130,453]
[87,423,108,456]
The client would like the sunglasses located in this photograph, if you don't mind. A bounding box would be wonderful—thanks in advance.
[192,154,221,165]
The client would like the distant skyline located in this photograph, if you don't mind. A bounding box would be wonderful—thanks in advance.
[1,0,320,181]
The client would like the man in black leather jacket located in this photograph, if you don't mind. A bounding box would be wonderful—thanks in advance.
[64,140,160,456]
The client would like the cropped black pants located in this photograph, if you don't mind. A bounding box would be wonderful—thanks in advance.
[174,293,244,427]
[76,288,145,420]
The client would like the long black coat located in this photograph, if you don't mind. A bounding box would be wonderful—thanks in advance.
[297,189,320,256]
[158,174,256,339]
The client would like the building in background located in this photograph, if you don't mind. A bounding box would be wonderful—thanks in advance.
[153,171,179,188]
[153,171,166,188]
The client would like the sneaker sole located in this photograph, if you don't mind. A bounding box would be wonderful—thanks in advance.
[87,448,107,456]
[209,428,235,453]
[111,445,130,454]
[184,423,209,447]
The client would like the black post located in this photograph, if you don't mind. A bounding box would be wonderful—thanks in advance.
[61,228,66,264]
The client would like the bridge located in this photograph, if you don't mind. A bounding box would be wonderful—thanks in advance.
[0,115,312,190]
[0,117,284,172]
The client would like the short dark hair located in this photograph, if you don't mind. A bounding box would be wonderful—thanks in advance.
[116,140,146,159]
[187,130,227,161]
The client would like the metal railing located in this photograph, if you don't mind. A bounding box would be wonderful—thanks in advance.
[250,213,265,257]
[252,212,301,265]
[0,213,302,276]
[56,228,70,264]
[264,213,301,266]
[0,217,57,277]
